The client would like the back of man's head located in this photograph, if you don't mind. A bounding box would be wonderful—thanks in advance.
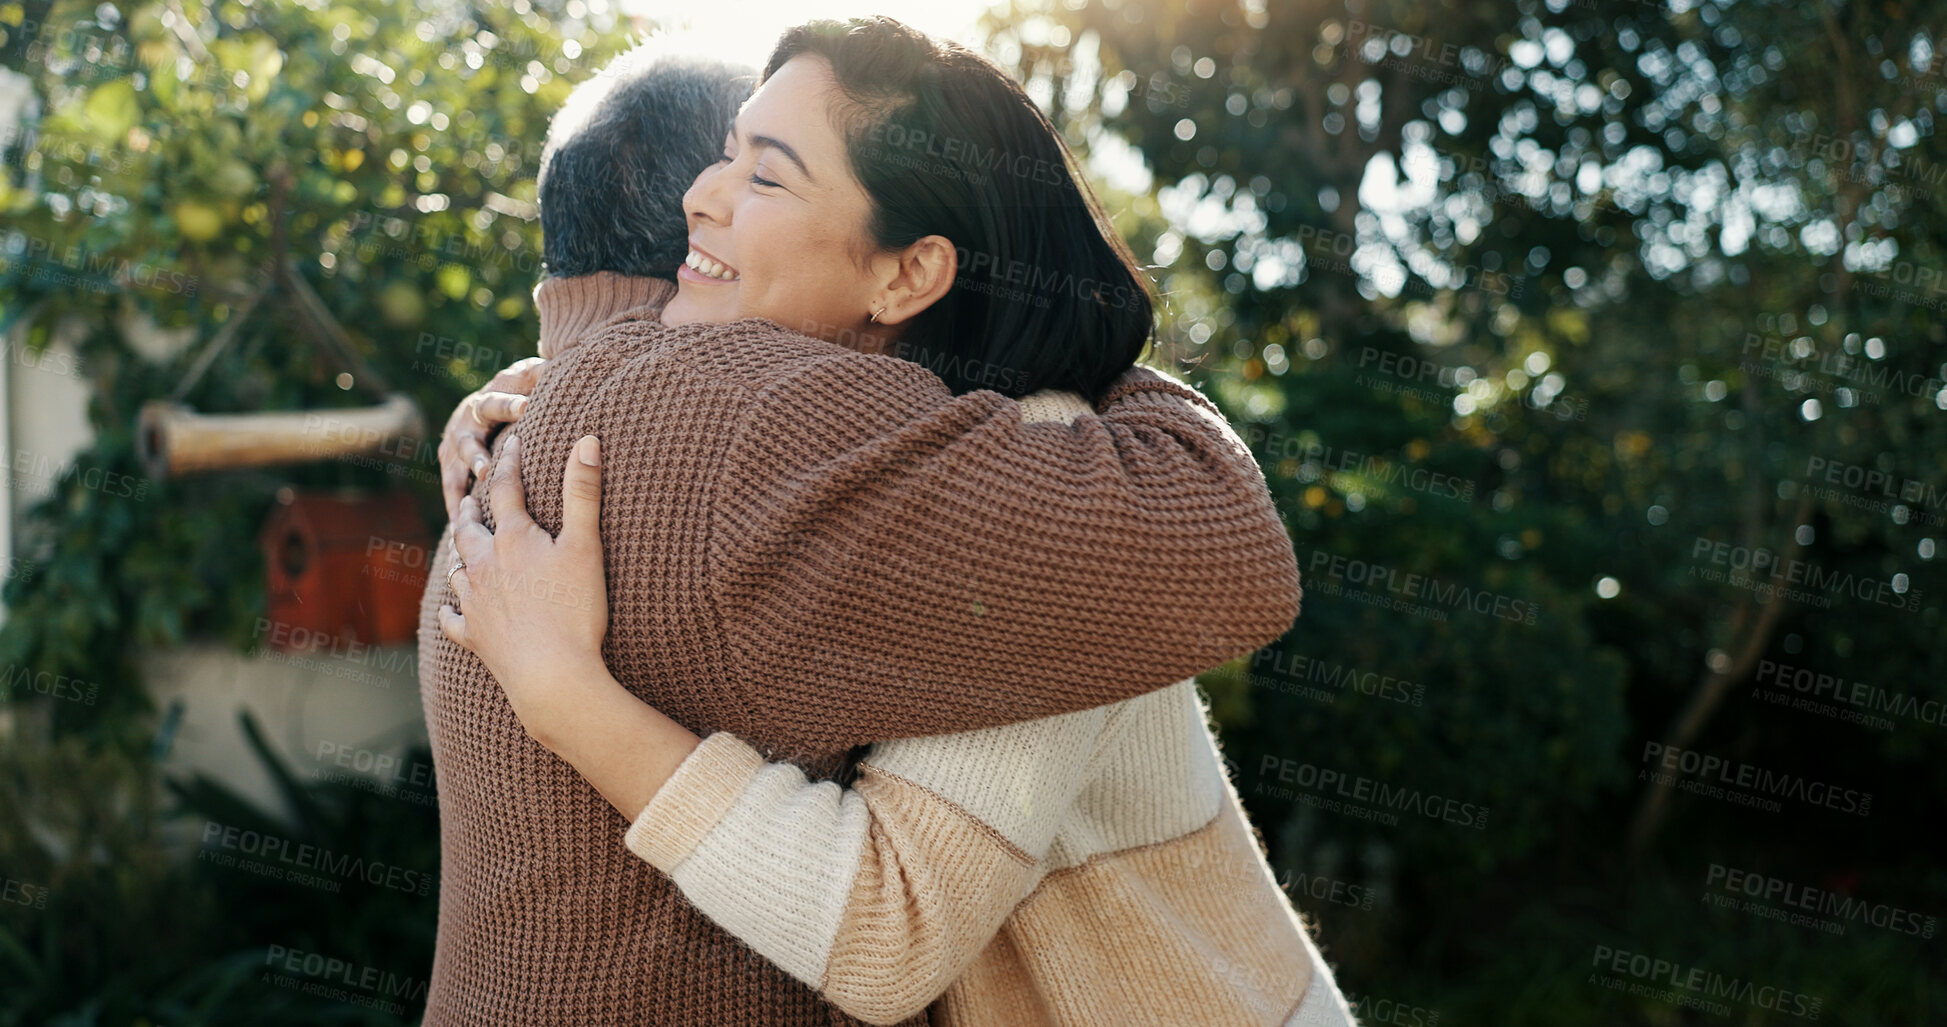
[538,42,754,280]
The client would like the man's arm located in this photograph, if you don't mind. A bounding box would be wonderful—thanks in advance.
[710,349,1301,751]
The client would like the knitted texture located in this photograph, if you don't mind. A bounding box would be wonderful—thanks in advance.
[532,272,673,359]
[415,276,1304,1024]
[619,390,1355,1026]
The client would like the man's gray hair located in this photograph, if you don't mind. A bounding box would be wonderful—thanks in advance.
[538,41,754,279]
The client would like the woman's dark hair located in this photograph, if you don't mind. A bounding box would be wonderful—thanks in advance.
[763,17,1155,401]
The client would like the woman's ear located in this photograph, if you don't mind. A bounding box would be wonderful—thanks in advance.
[877,235,958,324]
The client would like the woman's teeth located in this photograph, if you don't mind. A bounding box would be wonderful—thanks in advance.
[685,250,740,281]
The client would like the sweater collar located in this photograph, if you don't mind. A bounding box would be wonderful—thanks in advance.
[533,272,677,359]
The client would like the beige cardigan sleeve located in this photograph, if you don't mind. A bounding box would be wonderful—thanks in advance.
[624,710,1108,1026]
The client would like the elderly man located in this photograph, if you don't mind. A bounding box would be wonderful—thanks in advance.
[435,47,751,501]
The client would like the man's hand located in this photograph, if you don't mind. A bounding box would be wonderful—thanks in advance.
[438,356,546,520]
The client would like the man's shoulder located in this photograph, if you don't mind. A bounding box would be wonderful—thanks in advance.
[568,315,878,398]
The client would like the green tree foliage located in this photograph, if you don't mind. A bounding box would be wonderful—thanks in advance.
[2,0,1943,1021]
[1,0,625,743]
[988,0,1943,1020]
[2,0,626,1020]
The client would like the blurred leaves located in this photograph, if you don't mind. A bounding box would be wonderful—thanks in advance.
[991,0,1944,1020]
[0,0,630,1019]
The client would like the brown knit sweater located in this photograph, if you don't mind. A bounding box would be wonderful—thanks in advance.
[414,273,1302,1025]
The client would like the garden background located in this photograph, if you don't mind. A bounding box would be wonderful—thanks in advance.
[1,0,1942,1023]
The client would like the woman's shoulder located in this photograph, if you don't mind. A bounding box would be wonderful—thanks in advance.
[1014,389,1092,425]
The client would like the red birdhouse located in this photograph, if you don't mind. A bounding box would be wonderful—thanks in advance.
[258,489,432,653]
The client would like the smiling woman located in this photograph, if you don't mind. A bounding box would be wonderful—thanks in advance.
[661,20,1157,399]
[661,54,945,349]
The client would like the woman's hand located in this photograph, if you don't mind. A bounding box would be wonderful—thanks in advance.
[437,357,547,520]
[440,433,611,749]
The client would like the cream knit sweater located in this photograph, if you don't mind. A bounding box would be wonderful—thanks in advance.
[625,389,1359,1027]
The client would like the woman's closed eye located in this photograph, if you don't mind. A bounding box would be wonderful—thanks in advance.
[716,149,779,189]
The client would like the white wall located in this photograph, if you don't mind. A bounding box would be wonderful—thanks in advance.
[143,642,429,825]
[3,313,430,819]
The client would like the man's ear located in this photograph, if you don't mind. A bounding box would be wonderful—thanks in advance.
[877,235,958,324]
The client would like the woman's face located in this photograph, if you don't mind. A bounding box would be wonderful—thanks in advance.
[659,55,890,350]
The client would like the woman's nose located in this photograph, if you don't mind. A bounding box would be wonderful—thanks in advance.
[683,165,732,226]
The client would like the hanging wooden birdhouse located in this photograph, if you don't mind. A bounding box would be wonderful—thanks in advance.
[257,488,431,653]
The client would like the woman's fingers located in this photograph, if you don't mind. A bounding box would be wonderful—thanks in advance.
[559,436,603,549]
[437,603,466,646]
[489,434,534,532]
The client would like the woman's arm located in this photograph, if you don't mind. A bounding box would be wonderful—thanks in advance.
[625,709,1109,1026]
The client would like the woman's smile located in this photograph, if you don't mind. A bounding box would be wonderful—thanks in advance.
[681,241,741,282]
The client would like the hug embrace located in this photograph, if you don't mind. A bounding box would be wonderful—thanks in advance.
[419,15,1357,1027]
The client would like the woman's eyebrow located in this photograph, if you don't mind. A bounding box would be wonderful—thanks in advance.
[729,115,815,183]
[749,133,814,183]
